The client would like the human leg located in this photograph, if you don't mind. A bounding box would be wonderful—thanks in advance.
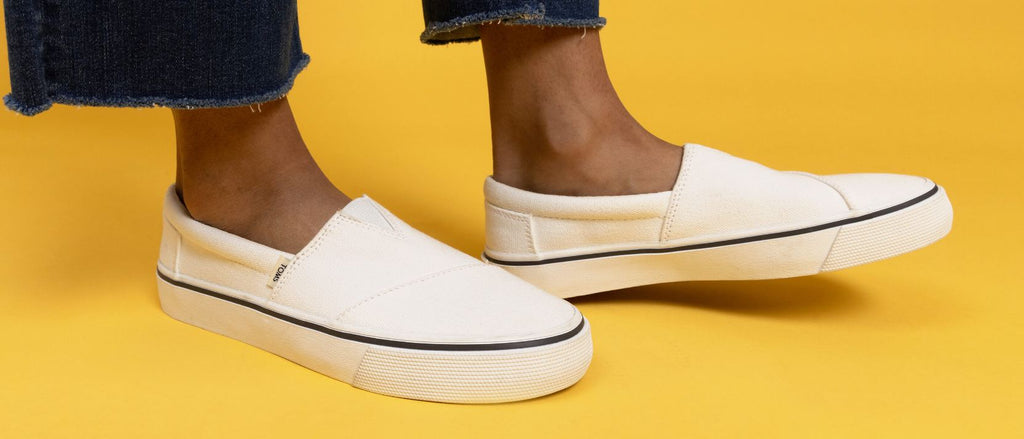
[419,1,953,296]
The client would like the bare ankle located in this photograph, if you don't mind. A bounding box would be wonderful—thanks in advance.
[171,98,350,253]
[493,128,682,196]
[180,171,349,253]
[481,25,682,196]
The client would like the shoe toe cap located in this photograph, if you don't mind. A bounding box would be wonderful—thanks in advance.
[820,173,936,212]
[338,264,583,346]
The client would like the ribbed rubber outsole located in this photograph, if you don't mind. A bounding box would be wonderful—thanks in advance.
[157,273,592,404]
[352,328,593,403]
[820,186,953,271]
[490,187,953,298]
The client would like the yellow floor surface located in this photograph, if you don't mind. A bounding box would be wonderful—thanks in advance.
[1,1,1021,438]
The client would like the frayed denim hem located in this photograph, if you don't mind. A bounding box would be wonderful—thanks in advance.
[510,16,608,29]
[420,6,606,45]
[3,54,310,116]
[2,94,52,116]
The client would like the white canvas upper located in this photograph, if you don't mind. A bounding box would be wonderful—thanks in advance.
[156,187,592,403]
[159,188,581,344]
[483,143,952,297]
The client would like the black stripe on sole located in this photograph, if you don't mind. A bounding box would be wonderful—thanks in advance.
[485,185,941,267]
[157,269,586,352]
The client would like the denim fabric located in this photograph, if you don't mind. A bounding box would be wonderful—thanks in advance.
[2,1,602,116]
[421,0,604,45]
[2,0,308,116]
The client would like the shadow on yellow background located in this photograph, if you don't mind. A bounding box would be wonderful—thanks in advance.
[0,1,1020,438]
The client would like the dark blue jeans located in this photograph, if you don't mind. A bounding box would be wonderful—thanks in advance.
[2,1,604,116]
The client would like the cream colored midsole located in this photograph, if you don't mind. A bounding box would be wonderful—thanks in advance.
[156,274,592,403]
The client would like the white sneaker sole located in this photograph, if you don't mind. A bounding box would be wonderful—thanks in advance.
[156,272,592,403]
[487,185,953,298]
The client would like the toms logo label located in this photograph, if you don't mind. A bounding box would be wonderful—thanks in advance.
[267,255,292,288]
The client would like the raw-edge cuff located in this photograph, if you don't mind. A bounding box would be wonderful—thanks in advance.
[3,54,311,116]
[2,94,52,116]
[421,5,606,45]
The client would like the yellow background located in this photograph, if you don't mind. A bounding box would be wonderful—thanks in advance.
[1,1,1021,437]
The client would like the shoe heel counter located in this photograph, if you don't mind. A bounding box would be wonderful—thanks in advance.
[484,202,537,258]
[157,185,283,301]
[158,216,181,273]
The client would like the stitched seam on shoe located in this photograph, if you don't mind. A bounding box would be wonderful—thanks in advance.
[786,171,854,210]
[335,215,403,239]
[661,146,696,242]
[173,233,182,274]
[526,214,537,254]
[487,203,536,254]
[271,217,340,299]
[531,215,664,221]
[334,263,482,321]
[366,198,401,231]
[353,198,408,238]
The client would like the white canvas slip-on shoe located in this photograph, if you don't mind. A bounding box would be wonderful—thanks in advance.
[483,143,953,298]
[156,187,592,403]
